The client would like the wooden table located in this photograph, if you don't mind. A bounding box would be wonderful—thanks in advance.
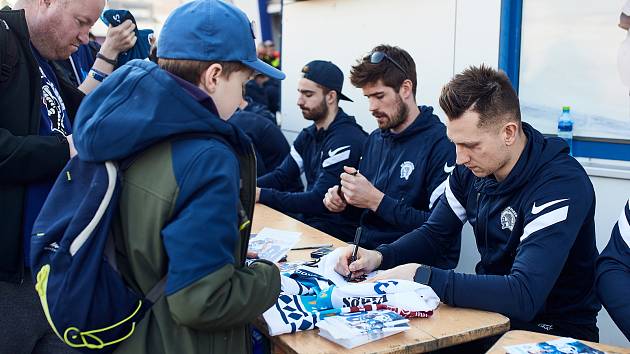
[486,330,630,354]
[252,204,511,353]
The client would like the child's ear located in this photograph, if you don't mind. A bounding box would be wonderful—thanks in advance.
[199,63,223,94]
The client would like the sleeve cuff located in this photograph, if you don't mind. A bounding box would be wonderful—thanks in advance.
[375,244,395,270]
[259,188,273,205]
[428,267,452,304]
[375,194,397,218]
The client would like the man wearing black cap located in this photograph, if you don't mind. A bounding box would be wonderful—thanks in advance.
[323,45,458,268]
[257,60,367,241]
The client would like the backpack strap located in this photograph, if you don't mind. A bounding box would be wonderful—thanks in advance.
[0,18,18,92]
[144,276,167,303]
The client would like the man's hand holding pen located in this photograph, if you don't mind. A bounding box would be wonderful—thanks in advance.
[334,244,383,281]
[338,166,384,211]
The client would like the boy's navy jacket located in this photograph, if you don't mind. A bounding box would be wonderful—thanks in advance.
[357,106,457,265]
[596,199,630,340]
[230,109,289,175]
[377,123,601,337]
[258,109,367,239]
[73,59,259,296]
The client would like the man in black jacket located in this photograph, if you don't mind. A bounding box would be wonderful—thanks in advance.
[0,0,105,353]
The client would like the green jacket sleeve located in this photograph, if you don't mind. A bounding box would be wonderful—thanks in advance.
[166,260,280,331]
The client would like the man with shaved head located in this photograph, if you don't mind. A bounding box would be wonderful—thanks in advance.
[0,0,105,352]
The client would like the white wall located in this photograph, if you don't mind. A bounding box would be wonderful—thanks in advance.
[281,0,630,348]
[280,0,500,136]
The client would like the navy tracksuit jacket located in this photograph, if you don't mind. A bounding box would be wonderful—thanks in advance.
[354,106,458,268]
[242,97,277,125]
[258,108,367,240]
[230,110,289,176]
[377,122,601,341]
[596,199,630,340]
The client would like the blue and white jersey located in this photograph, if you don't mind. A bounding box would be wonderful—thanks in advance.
[356,106,457,262]
[596,199,630,340]
[258,108,367,239]
[377,122,601,337]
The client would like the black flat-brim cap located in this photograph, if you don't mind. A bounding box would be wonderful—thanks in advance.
[301,60,353,102]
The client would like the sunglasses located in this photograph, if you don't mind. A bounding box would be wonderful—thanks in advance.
[370,51,407,77]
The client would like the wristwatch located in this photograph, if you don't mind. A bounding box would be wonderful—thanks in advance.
[413,264,432,285]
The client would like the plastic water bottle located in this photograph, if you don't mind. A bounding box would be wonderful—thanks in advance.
[557,106,573,155]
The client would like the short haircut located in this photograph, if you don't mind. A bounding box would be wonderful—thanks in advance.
[439,64,521,128]
[350,44,418,97]
[158,59,251,85]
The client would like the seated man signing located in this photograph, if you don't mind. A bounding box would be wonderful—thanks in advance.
[324,45,458,269]
[257,60,367,241]
[335,65,601,342]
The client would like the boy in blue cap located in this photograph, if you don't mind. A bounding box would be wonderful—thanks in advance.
[72,1,283,353]
[257,60,367,241]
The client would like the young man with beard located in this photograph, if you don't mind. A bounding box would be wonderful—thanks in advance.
[257,60,367,241]
[0,0,106,352]
[335,65,601,343]
[323,45,458,269]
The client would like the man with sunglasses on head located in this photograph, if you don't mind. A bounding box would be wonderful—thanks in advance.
[323,45,458,268]
[257,60,367,241]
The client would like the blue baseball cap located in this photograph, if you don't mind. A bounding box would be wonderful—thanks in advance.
[157,0,285,80]
[301,60,352,101]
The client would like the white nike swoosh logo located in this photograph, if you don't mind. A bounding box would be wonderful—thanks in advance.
[328,145,351,157]
[532,198,569,215]
[444,162,455,174]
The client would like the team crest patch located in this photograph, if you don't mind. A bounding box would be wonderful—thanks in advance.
[500,206,517,231]
[399,161,414,180]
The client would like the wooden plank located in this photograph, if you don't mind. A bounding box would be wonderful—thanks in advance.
[271,326,437,354]
[486,330,630,354]
[252,204,511,353]
[420,305,510,349]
